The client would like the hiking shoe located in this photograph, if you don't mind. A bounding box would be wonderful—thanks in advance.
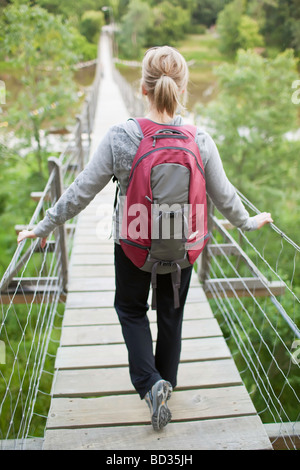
[144,379,172,431]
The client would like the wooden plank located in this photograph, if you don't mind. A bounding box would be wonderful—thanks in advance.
[264,422,300,450]
[59,318,222,347]
[71,253,114,265]
[75,216,113,225]
[6,276,58,287]
[65,291,115,308]
[0,288,66,305]
[71,242,239,257]
[205,278,285,298]
[55,337,232,369]
[65,286,207,309]
[72,243,115,254]
[30,191,50,202]
[68,277,115,292]
[43,415,273,450]
[62,302,214,326]
[46,385,257,429]
[63,307,119,326]
[68,265,202,284]
[75,219,113,228]
[72,227,110,236]
[52,359,243,397]
[208,243,240,256]
[212,216,269,283]
[0,438,44,450]
[69,265,115,277]
[68,270,200,292]
[73,235,113,245]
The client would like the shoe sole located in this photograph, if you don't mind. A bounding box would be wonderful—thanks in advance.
[151,381,172,431]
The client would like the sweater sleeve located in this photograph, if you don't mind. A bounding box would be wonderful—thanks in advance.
[196,130,257,231]
[34,130,114,238]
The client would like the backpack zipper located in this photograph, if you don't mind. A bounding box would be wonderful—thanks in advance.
[128,146,205,187]
[121,238,150,250]
[152,134,188,147]
[186,232,210,248]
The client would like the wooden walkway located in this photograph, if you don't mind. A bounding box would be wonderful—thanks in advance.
[43,33,272,451]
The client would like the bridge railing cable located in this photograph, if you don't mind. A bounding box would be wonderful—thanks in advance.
[0,38,102,449]
[198,196,300,450]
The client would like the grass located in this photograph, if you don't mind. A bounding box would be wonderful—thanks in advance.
[178,33,225,110]
[0,302,65,439]
[178,33,223,64]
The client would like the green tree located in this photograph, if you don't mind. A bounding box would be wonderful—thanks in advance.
[150,0,196,10]
[246,0,278,28]
[216,0,244,55]
[238,15,264,50]
[216,0,264,56]
[79,10,105,44]
[262,0,300,54]
[34,0,107,24]
[117,0,152,59]
[191,0,227,27]
[198,49,300,231]
[146,1,190,47]
[1,4,79,175]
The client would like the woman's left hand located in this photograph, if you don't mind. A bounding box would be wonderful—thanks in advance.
[253,212,273,229]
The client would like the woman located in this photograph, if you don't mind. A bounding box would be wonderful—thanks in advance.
[17,46,273,431]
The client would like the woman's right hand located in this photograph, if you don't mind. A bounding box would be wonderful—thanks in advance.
[17,230,47,249]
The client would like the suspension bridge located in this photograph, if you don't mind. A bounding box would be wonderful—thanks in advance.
[0,30,299,451]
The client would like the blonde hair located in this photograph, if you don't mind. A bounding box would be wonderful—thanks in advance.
[142,46,189,117]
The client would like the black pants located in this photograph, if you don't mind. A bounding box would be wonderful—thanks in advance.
[114,243,193,399]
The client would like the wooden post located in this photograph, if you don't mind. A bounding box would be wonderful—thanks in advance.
[85,99,92,148]
[75,115,84,171]
[48,156,68,293]
[199,197,214,284]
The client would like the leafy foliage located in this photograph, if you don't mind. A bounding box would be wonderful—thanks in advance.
[0,4,80,174]
[197,48,300,239]
[116,0,191,59]
[263,0,300,53]
[117,0,152,59]
[147,1,190,47]
[216,0,264,56]
[79,10,105,44]
[191,0,227,28]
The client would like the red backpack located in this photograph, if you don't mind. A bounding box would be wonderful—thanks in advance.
[120,118,209,308]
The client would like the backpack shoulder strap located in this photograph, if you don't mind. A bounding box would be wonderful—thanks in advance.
[128,117,164,137]
[127,117,145,138]
[182,124,198,140]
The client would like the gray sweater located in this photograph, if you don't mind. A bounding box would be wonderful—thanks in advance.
[34,116,257,239]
